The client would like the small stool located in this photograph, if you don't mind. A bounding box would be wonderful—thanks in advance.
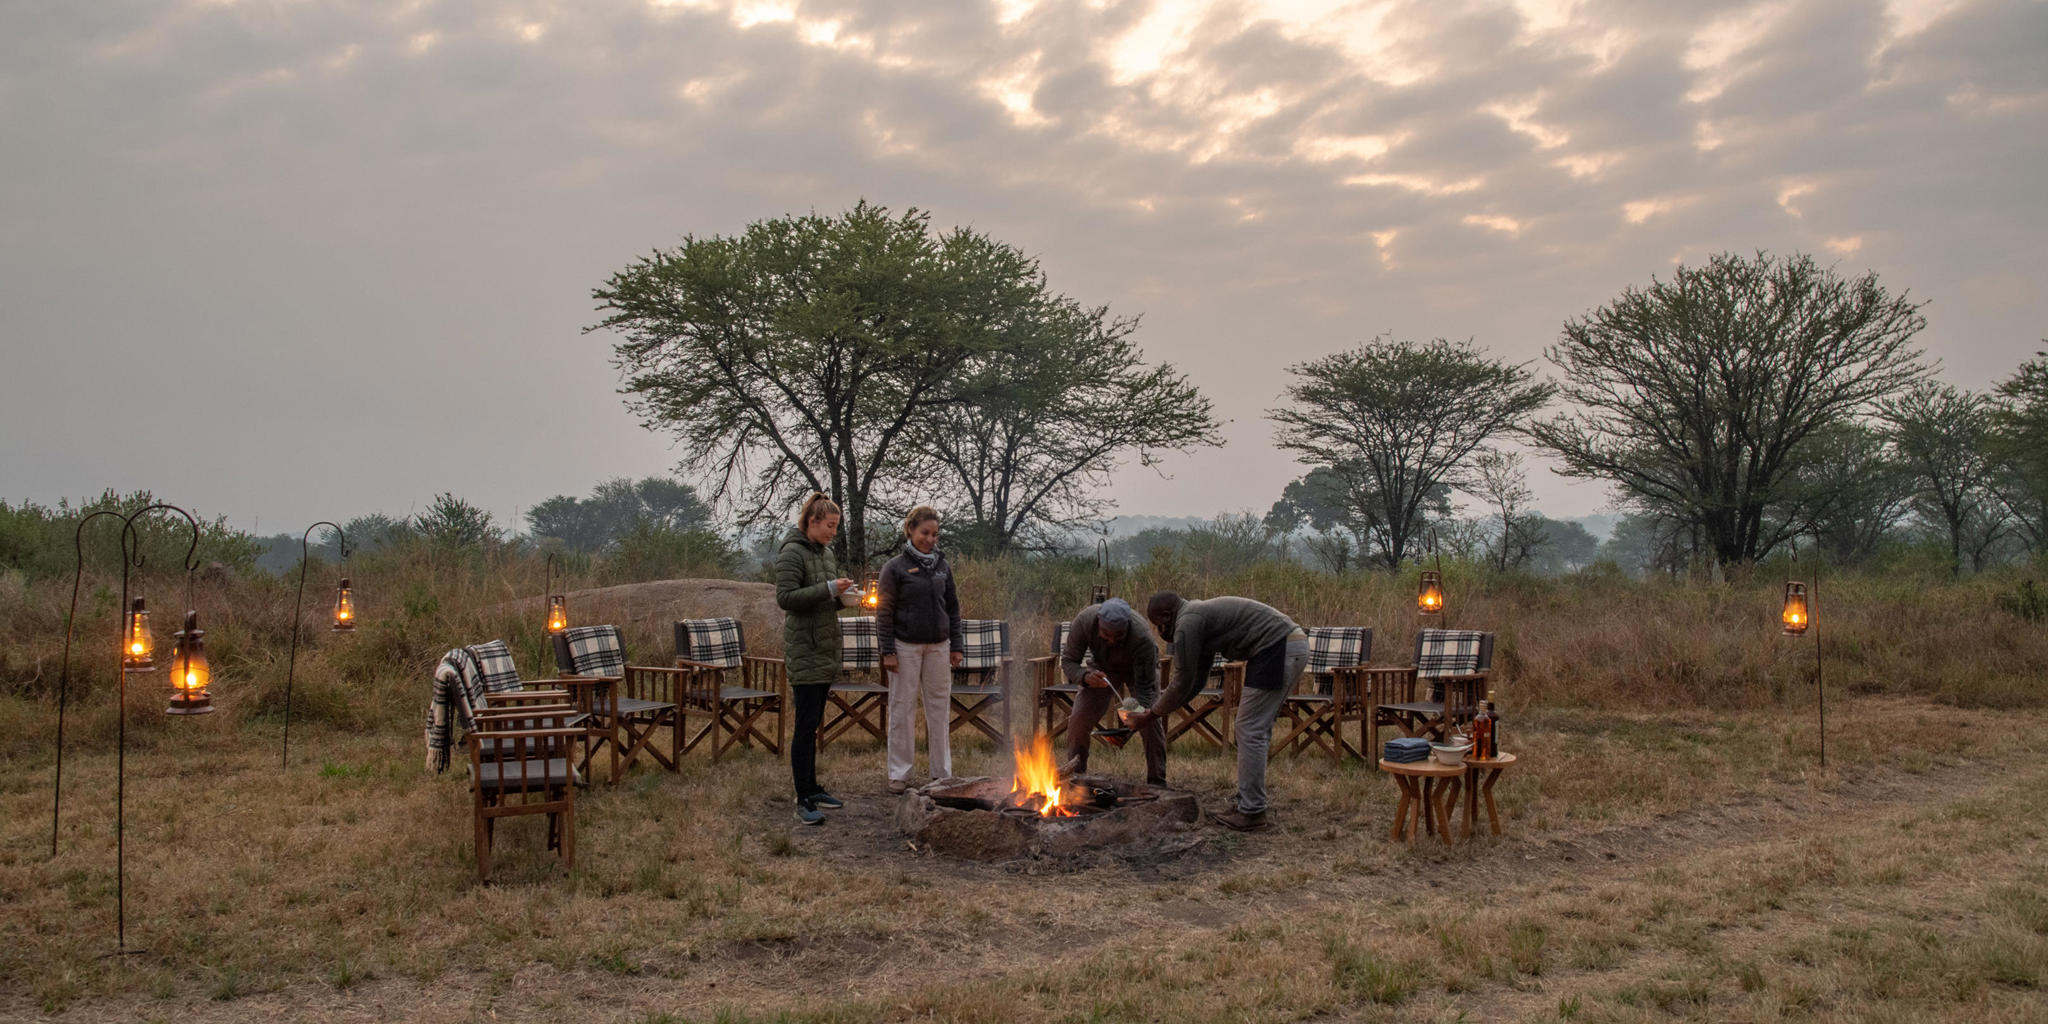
[1457,752,1518,840]
[1377,758,1465,844]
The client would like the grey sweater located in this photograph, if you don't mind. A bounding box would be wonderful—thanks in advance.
[1059,603,1161,701]
[1158,596,1299,711]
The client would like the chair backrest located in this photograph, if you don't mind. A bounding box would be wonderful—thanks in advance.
[1052,621,1071,658]
[674,617,747,669]
[957,619,1010,672]
[1413,629,1493,677]
[840,615,881,671]
[1305,626,1372,674]
[463,640,529,711]
[554,624,627,678]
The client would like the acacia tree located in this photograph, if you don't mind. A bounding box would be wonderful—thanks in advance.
[1530,251,1929,565]
[909,301,1221,554]
[592,202,1044,565]
[1885,382,2008,572]
[1471,448,1544,572]
[1269,337,1552,570]
[1991,347,2048,552]
[1789,422,1914,564]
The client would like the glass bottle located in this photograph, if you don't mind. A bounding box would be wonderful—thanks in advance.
[1470,697,1493,761]
[1484,689,1502,758]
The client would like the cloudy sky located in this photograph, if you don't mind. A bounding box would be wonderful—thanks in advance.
[3,0,2043,537]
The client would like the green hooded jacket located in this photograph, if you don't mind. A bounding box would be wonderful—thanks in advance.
[774,526,842,686]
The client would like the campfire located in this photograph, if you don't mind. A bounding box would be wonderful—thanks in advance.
[893,731,1204,863]
[1009,732,1074,817]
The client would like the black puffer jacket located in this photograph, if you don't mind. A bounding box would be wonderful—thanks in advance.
[875,547,962,656]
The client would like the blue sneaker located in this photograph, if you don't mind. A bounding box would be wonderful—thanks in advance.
[793,798,824,826]
[810,791,844,810]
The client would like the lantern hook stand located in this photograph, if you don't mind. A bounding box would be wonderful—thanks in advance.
[1784,540,1825,769]
[282,521,350,769]
[49,502,202,955]
[1091,539,1111,605]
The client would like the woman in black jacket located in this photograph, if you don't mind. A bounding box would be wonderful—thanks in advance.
[875,505,963,793]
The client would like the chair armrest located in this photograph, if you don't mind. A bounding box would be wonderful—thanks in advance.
[1359,665,1418,705]
[1024,654,1056,690]
[622,664,688,703]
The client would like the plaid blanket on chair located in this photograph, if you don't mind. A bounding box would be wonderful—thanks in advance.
[1306,626,1372,673]
[676,617,745,668]
[423,640,527,772]
[840,615,880,670]
[1416,629,1488,677]
[958,619,1010,671]
[558,624,626,678]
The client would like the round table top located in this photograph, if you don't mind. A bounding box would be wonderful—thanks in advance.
[1377,758,1466,777]
[1464,752,1518,769]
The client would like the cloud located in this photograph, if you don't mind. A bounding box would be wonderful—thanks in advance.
[1,0,2042,530]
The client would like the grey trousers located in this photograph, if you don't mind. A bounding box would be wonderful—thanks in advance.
[1233,634,1309,815]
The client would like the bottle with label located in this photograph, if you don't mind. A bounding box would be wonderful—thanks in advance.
[1484,690,1502,758]
[1469,698,1493,761]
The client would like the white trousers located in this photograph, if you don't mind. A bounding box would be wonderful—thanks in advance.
[887,641,953,782]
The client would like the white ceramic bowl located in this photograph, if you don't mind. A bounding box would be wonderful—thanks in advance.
[838,587,863,608]
[1430,742,1471,766]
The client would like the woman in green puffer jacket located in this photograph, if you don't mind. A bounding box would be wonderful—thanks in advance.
[776,492,854,825]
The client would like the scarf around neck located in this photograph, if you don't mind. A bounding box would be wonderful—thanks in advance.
[905,541,940,571]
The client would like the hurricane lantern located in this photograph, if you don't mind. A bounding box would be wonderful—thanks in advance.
[1417,570,1445,616]
[123,598,154,672]
[546,594,569,634]
[1781,581,1810,636]
[861,571,881,610]
[331,577,356,632]
[166,610,214,715]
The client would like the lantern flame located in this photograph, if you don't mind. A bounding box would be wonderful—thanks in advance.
[1009,732,1073,817]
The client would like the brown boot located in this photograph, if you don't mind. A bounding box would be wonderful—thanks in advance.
[1210,808,1269,832]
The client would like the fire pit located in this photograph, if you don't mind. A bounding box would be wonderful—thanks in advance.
[894,734,1202,862]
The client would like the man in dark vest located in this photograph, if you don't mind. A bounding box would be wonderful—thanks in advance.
[1123,591,1307,831]
[1059,597,1166,786]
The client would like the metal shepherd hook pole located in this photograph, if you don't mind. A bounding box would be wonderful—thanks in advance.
[282,521,348,768]
[48,502,202,953]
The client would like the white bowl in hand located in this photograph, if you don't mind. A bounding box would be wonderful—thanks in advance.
[838,586,863,608]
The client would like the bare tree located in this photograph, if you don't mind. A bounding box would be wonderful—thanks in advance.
[1471,448,1543,572]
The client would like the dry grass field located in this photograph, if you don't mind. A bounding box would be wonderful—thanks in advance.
[2,554,2044,1022]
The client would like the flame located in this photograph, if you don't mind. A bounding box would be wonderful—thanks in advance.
[1010,732,1073,817]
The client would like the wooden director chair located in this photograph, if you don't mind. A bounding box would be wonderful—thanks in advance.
[950,619,1012,745]
[1372,628,1495,742]
[820,615,888,750]
[674,617,787,762]
[1276,626,1374,759]
[552,625,685,781]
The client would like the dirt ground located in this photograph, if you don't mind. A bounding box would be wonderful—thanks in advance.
[12,706,2044,1024]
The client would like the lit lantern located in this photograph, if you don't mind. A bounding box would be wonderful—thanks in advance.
[861,571,881,610]
[1781,581,1809,636]
[546,594,568,634]
[1089,583,1109,605]
[123,598,154,672]
[331,577,356,632]
[1417,570,1445,616]
[165,610,214,715]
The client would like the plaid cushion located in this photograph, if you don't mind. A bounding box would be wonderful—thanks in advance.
[423,640,529,773]
[677,617,744,668]
[1417,629,1487,677]
[958,619,1010,670]
[559,625,626,678]
[1306,626,1371,673]
[840,615,881,669]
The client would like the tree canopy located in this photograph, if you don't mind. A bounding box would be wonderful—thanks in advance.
[1530,251,1929,565]
[1269,336,1551,569]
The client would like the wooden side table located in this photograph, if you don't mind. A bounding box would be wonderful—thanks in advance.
[1377,758,1465,844]
[1457,752,1518,840]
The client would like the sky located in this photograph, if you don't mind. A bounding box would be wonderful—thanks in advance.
[2,0,2043,537]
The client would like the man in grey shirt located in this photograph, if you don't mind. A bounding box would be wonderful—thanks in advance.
[1060,597,1166,785]
[1124,591,1308,831]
